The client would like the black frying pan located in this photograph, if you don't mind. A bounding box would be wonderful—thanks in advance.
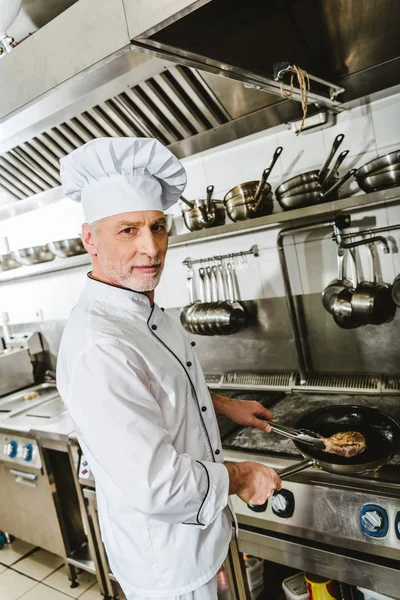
[248,405,400,512]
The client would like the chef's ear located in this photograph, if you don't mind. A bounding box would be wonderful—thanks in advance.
[81,222,98,256]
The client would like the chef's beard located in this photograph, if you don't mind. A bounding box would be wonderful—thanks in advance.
[101,261,164,293]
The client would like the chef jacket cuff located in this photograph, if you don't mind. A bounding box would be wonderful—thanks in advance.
[184,460,229,529]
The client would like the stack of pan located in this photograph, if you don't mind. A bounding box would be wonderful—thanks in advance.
[276,134,356,211]
[355,149,400,193]
[180,262,247,335]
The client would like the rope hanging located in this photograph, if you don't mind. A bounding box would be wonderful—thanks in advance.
[280,65,310,135]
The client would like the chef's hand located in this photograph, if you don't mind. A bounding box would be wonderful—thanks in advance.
[223,398,274,432]
[225,461,281,505]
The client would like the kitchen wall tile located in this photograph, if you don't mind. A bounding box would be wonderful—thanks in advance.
[236,132,282,182]
[231,259,263,301]
[0,565,6,575]
[180,156,207,200]
[371,93,400,151]
[20,582,71,600]
[160,263,189,307]
[323,104,376,157]
[0,540,36,567]
[13,548,64,582]
[0,569,37,600]
[259,243,303,298]
[43,565,97,598]
[202,147,243,194]
[276,127,326,178]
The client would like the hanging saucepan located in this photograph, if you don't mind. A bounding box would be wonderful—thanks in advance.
[355,149,400,179]
[181,186,226,232]
[275,134,345,197]
[224,147,283,221]
[277,169,356,211]
[248,405,400,512]
[321,246,352,314]
[356,163,400,193]
[350,244,396,325]
[330,248,360,330]
[392,272,400,308]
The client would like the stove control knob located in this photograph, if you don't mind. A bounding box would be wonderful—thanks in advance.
[271,489,295,518]
[360,505,388,538]
[4,440,18,458]
[22,444,33,462]
[271,494,288,513]
[361,511,383,532]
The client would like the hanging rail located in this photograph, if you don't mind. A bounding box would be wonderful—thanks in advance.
[183,244,259,267]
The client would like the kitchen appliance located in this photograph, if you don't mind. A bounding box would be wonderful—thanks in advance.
[223,391,400,600]
[0,316,43,397]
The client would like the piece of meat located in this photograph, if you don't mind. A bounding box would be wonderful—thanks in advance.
[321,431,367,458]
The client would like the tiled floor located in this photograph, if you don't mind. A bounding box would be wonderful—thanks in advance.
[0,540,103,600]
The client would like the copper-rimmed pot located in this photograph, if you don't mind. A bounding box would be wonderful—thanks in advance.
[224,147,282,221]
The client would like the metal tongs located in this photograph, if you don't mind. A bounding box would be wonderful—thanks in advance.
[265,420,326,451]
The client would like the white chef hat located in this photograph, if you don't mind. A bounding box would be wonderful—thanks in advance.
[59,137,187,223]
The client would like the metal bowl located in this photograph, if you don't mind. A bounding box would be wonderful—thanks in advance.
[0,252,21,272]
[48,238,86,258]
[12,245,55,266]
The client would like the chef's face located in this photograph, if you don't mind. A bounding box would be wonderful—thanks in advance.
[82,210,168,293]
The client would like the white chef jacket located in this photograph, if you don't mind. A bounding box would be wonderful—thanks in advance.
[57,277,233,598]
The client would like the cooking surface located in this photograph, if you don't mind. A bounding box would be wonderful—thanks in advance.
[0,384,58,415]
[223,392,400,468]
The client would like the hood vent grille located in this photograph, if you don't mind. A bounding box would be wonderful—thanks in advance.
[0,66,230,201]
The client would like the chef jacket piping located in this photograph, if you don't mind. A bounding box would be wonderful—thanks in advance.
[146,305,216,464]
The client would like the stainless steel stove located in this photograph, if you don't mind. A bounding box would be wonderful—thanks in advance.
[222,391,400,599]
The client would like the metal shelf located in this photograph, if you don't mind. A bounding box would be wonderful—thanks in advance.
[0,187,399,285]
[169,186,400,246]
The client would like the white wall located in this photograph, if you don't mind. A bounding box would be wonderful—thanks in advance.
[1,92,400,325]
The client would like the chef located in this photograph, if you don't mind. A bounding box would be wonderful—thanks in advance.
[57,137,281,600]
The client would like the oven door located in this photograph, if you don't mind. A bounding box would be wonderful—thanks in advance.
[0,461,65,556]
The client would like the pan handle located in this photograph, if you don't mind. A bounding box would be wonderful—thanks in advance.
[323,150,349,187]
[254,147,283,208]
[319,133,345,184]
[180,195,195,209]
[323,168,356,200]
[247,459,316,512]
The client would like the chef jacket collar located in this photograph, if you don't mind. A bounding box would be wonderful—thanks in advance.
[85,273,153,312]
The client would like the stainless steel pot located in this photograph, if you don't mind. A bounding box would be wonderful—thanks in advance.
[321,247,352,313]
[277,169,356,211]
[356,163,400,193]
[0,252,21,271]
[12,245,55,266]
[181,186,226,232]
[351,244,396,325]
[48,237,86,258]
[224,147,282,221]
[331,249,360,330]
[355,149,400,178]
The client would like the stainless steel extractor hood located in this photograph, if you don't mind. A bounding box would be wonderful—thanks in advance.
[0,0,399,204]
